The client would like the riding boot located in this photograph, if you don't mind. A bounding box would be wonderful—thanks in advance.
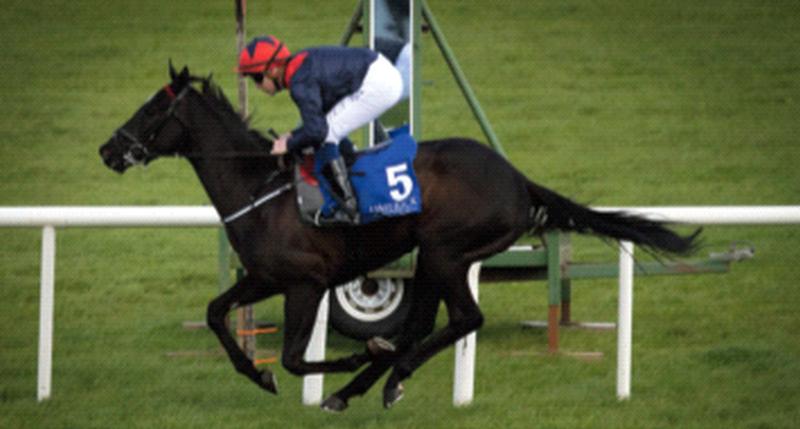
[338,137,357,165]
[327,157,359,223]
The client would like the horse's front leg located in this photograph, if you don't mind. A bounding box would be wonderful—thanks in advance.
[280,285,389,376]
[206,274,281,394]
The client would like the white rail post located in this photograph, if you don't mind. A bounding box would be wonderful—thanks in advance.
[302,291,329,405]
[617,241,634,400]
[38,225,56,402]
[453,262,481,406]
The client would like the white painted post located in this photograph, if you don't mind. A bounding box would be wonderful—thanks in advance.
[453,263,481,406]
[302,291,329,405]
[617,241,634,400]
[37,225,56,402]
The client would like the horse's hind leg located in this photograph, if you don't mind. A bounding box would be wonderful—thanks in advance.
[383,256,483,408]
[321,280,441,412]
[206,274,281,394]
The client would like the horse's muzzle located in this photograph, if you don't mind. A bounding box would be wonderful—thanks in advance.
[99,139,128,173]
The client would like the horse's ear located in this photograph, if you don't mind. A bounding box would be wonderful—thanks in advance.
[175,66,191,87]
[168,60,190,85]
[202,73,214,92]
[169,59,177,81]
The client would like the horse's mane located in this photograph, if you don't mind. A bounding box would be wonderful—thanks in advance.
[191,75,273,151]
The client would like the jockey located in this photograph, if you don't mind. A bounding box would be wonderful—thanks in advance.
[237,35,404,224]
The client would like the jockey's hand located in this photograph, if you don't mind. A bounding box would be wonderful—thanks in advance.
[271,133,290,155]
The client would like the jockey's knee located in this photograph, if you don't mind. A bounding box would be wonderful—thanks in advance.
[339,137,355,158]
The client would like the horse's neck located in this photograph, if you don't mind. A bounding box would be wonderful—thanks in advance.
[188,157,263,219]
[183,106,272,219]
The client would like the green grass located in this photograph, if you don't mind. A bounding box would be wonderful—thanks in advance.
[2,1,800,428]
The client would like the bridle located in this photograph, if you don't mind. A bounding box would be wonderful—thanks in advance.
[111,81,296,224]
[113,83,286,165]
[112,84,191,167]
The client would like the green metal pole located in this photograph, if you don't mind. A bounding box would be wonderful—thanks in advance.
[545,231,561,353]
[340,0,364,46]
[559,233,572,325]
[420,0,506,158]
[234,0,255,357]
[412,0,422,139]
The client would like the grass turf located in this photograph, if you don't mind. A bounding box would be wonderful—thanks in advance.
[1,1,799,428]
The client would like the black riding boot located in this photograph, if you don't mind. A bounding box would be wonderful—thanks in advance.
[326,157,359,224]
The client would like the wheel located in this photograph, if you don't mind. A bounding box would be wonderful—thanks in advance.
[329,277,411,340]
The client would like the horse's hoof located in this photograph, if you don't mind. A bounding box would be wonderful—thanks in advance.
[320,395,348,413]
[383,383,404,409]
[367,336,397,357]
[259,370,279,395]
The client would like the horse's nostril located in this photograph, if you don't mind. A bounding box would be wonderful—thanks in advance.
[99,143,125,172]
[99,143,117,161]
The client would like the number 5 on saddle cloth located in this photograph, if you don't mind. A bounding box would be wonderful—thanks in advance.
[295,127,422,226]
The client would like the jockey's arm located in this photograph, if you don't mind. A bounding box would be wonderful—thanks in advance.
[286,80,328,154]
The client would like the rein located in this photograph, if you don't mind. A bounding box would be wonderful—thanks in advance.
[115,80,296,223]
[182,124,281,160]
[116,84,286,162]
[222,182,293,224]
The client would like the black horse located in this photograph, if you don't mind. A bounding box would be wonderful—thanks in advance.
[100,65,696,411]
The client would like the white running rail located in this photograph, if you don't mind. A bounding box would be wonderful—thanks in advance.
[2,205,800,403]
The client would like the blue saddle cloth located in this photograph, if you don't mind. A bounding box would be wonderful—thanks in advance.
[315,127,422,224]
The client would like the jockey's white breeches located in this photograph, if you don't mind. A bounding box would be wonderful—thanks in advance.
[324,54,403,145]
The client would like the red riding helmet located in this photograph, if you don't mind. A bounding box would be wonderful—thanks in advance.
[237,36,291,74]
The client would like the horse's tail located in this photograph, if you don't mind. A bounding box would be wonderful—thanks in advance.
[525,181,699,254]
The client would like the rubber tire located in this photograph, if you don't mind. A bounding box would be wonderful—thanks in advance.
[329,277,412,340]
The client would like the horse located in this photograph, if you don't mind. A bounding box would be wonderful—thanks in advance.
[99,64,697,412]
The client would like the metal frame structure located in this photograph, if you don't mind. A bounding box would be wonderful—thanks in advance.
[341,0,504,155]
[219,0,765,398]
[225,0,753,355]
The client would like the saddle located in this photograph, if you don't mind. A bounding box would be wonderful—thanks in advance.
[294,128,422,227]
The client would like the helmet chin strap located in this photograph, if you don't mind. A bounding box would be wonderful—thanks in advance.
[272,75,285,91]
[257,42,287,91]
[263,63,287,91]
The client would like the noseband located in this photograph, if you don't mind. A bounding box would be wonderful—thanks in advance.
[113,85,191,167]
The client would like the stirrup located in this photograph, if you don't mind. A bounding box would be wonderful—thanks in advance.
[313,209,360,226]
